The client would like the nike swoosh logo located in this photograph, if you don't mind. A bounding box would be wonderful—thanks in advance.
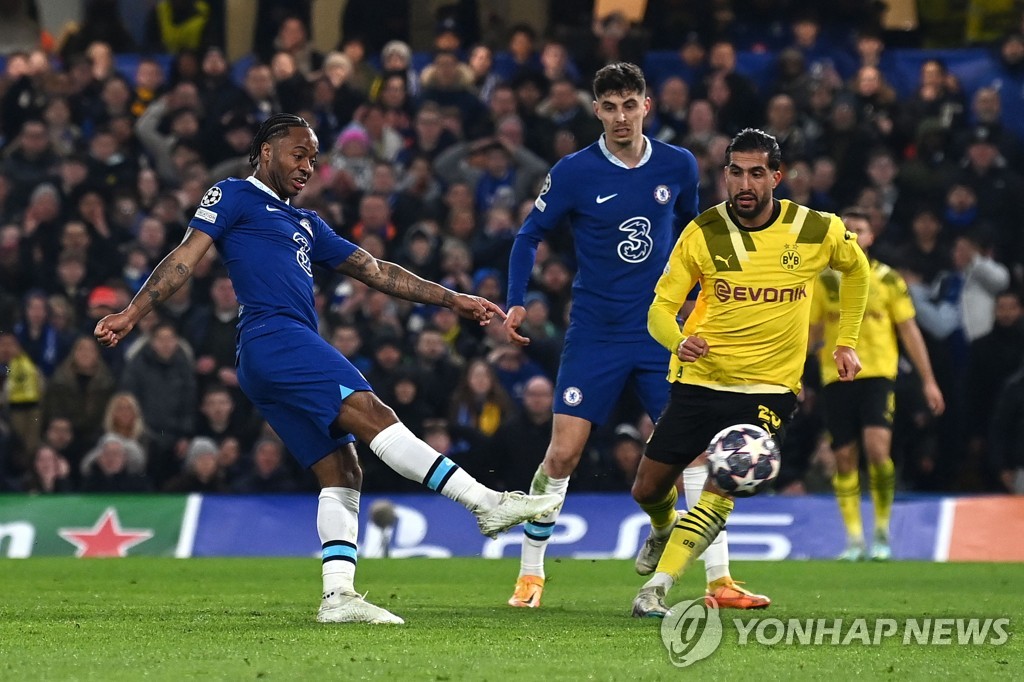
[595,194,618,204]
[266,205,282,212]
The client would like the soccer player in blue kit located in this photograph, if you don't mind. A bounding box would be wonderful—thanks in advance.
[504,63,770,609]
[95,113,561,625]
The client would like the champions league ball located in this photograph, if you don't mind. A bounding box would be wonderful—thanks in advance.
[705,424,781,497]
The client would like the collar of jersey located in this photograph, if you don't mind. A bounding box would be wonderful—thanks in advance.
[246,175,291,204]
[598,134,652,169]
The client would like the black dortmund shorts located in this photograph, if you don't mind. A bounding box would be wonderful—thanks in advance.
[822,377,895,448]
[645,384,798,466]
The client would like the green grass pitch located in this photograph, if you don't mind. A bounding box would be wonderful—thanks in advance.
[0,559,1019,680]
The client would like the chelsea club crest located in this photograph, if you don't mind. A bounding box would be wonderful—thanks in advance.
[654,185,671,204]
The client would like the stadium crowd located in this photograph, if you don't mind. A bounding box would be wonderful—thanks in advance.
[1,0,1023,497]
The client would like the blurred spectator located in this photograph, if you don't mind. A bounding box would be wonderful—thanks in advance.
[420,50,488,136]
[467,44,500,103]
[134,91,202,185]
[120,320,196,482]
[762,93,810,162]
[184,272,239,393]
[145,0,215,54]
[79,431,146,477]
[40,416,81,475]
[899,207,952,285]
[0,330,43,464]
[410,326,463,418]
[449,357,516,439]
[434,135,548,212]
[647,76,690,144]
[494,23,542,83]
[231,437,296,493]
[538,78,603,149]
[81,433,152,492]
[2,119,60,215]
[778,158,835,213]
[383,369,433,438]
[966,289,1024,454]
[489,374,553,490]
[850,65,902,152]
[194,383,260,454]
[956,127,1024,250]
[162,436,228,492]
[261,15,322,77]
[991,360,1024,493]
[339,36,378,97]
[485,339,544,403]
[901,58,965,137]
[329,322,373,376]
[14,290,75,377]
[18,444,73,494]
[41,336,116,448]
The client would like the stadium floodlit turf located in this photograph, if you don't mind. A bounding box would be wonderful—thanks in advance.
[0,558,1019,680]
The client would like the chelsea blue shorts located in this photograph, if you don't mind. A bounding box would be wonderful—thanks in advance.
[553,331,671,425]
[237,326,372,468]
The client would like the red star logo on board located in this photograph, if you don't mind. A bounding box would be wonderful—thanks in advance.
[58,508,154,557]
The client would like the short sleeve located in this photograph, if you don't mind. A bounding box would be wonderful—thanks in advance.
[310,214,358,268]
[527,160,575,232]
[189,182,241,240]
[887,271,917,324]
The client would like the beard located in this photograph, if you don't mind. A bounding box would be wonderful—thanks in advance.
[730,192,770,221]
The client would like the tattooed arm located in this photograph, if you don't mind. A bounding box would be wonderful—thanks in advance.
[336,248,506,324]
[95,228,214,347]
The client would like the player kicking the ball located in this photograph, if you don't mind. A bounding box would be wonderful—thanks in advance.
[630,129,870,617]
[504,62,768,610]
[95,113,561,625]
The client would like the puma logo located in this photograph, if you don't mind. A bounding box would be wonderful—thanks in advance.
[714,254,734,267]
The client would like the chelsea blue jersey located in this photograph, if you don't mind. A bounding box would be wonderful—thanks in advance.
[508,136,699,341]
[189,177,358,345]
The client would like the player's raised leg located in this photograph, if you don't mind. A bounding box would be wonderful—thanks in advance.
[338,391,562,538]
[312,447,404,624]
[632,457,736,618]
[508,413,590,608]
[863,426,895,560]
[831,440,866,561]
[682,462,770,609]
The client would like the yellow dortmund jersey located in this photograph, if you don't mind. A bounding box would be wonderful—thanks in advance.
[811,259,916,385]
[649,200,869,394]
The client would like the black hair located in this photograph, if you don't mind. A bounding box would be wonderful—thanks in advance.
[592,62,646,100]
[726,128,783,171]
[248,113,311,169]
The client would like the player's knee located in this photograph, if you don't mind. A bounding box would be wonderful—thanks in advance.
[337,391,399,441]
[631,478,660,505]
[833,444,858,474]
[543,446,582,477]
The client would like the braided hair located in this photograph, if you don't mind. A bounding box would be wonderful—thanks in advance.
[248,113,311,168]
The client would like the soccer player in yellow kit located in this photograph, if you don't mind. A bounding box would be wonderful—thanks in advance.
[630,129,871,617]
[810,209,945,561]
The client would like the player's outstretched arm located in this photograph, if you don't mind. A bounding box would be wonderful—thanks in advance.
[338,248,506,325]
[94,228,214,347]
[896,318,945,415]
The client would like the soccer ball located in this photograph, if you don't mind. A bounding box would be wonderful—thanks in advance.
[705,424,781,497]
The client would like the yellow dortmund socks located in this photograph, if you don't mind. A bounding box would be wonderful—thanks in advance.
[832,470,863,542]
[639,486,678,537]
[656,491,734,580]
[869,459,895,534]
